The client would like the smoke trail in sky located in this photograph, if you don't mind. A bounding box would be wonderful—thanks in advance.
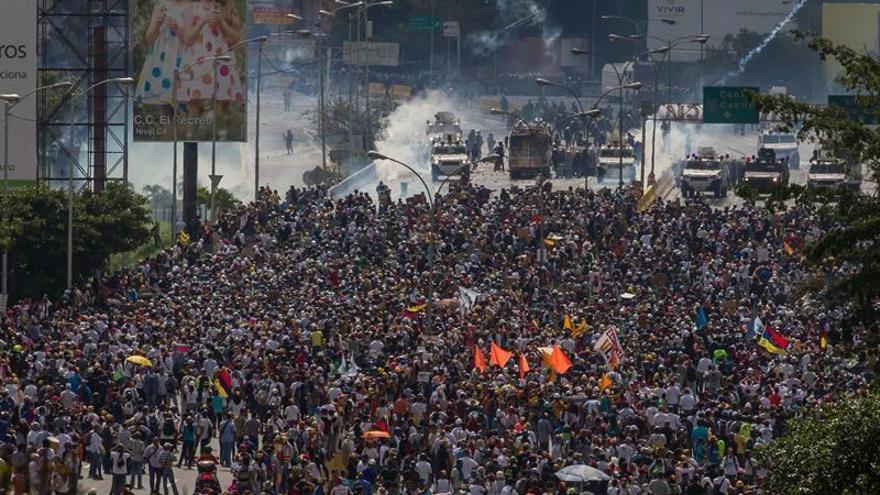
[716,0,808,84]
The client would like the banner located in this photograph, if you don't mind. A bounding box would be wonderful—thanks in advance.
[648,0,791,62]
[133,0,248,142]
[0,0,38,187]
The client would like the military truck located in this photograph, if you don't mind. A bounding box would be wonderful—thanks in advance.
[806,148,862,191]
[507,119,553,180]
[758,130,800,169]
[679,147,732,198]
[742,147,790,193]
[596,138,636,184]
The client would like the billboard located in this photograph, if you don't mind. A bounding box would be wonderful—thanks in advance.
[0,0,38,187]
[822,3,880,93]
[648,0,791,62]
[343,41,400,66]
[133,0,248,142]
[251,1,297,25]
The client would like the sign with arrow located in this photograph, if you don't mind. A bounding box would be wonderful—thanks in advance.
[703,86,759,124]
[409,15,440,31]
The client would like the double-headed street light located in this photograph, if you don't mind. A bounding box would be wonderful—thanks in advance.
[228,36,269,203]
[366,150,496,336]
[607,34,708,182]
[535,77,586,114]
[1,82,75,304]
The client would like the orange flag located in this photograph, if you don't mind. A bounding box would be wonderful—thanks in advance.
[549,345,573,374]
[473,345,487,373]
[489,342,513,368]
[599,373,612,391]
[518,353,530,379]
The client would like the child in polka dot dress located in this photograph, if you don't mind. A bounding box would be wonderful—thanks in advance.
[178,0,245,107]
[135,0,190,105]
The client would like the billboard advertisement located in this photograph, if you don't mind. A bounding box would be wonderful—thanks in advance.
[822,3,880,92]
[648,0,790,62]
[0,0,38,187]
[251,1,297,25]
[133,0,248,142]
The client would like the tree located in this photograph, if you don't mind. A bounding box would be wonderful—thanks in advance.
[0,183,150,302]
[196,186,239,215]
[751,34,880,333]
[316,97,389,152]
[142,184,173,210]
[756,388,880,494]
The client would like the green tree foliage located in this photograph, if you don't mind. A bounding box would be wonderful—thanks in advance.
[0,183,150,302]
[142,184,173,210]
[751,34,880,331]
[196,186,240,215]
[756,388,880,494]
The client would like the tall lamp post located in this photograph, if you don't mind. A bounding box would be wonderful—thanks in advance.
[0,82,73,304]
[65,77,135,290]
[227,36,270,202]
[366,150,496,335]
[607,34,708,183]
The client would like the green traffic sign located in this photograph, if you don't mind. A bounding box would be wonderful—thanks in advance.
[703,86,760,124]
[409,15,440,31]
[828,95,877,125]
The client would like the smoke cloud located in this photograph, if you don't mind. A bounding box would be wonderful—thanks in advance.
[468,0,560,58]
[716,0,808,84]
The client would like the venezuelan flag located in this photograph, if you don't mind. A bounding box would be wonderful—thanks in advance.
[757,327,789,354]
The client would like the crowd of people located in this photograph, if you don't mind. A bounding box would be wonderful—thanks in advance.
[0,179,874,495]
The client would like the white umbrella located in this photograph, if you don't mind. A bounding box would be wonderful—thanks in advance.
[554,464,611,482]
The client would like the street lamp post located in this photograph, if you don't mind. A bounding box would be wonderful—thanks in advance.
[65,77,134,290]
[228,36,269,203]
[534,77,585,114]
[607,35,708,182]
[0,95,20,305]
[1,82,73,303]
[366,150,496,335]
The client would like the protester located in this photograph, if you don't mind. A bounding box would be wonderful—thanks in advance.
[0,180,871,495]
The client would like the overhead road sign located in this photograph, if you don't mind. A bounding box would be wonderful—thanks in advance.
[828,95,877,125]
[410,16,440,31]
[703,86,759,124]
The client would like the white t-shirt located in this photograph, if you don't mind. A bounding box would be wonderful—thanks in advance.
[111,451,131,475]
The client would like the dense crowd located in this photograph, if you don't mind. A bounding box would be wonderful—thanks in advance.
[0,180,874,495]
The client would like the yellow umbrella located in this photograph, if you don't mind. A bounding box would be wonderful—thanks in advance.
[126,355,153,367]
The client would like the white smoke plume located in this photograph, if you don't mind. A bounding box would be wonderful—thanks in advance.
[716,0,808,84]
[468,0,560,57]
[638,121,758,180]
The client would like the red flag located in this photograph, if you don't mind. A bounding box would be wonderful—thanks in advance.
[473,346,487,373]
[489,342,513,368]
[518,353,530,379]
[549,346,573,375]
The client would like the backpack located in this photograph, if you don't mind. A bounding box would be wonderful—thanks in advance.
[163,420,176,437]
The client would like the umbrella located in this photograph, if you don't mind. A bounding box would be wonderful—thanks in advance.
[362,430,390,440]
[555,465,611,483]
[126,355,153,367]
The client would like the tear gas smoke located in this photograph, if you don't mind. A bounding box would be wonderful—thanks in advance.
[468,0,560,58]
[716,0,807,84]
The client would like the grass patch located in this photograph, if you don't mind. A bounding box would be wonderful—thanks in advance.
[107,221,173,272]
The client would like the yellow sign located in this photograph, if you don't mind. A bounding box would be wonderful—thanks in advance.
[389,84,412,101]
[368,82,386,98]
